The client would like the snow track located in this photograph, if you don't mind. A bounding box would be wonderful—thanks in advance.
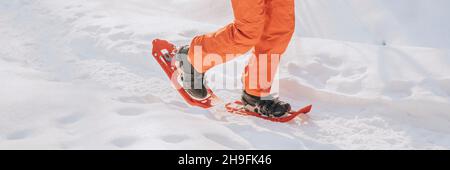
[1,0,450,149]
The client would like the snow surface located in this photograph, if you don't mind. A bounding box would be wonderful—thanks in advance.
[1,0,450,149]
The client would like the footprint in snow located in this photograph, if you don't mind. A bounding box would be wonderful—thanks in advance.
[57,113,84,125]
[203,133,249,150]
[161,135,190,144]
[111,136,138,148]
[116,107,148,116]
[92,15,106,19]
[6,129,34,140]
[75,12,85,18]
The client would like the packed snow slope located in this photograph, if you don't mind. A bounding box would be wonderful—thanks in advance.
[1,0,450,149]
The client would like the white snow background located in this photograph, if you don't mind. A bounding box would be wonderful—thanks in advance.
[1,0,450,149]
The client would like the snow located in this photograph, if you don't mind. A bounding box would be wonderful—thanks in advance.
[1,0,450,149]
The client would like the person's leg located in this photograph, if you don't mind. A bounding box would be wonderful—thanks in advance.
[188,0,266,74]
[243,0,295,97]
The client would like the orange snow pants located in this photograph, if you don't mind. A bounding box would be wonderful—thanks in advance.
[188,0,295,97]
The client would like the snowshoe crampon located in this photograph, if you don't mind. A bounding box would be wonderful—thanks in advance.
[152,39,218,109]
[225,101,313,123]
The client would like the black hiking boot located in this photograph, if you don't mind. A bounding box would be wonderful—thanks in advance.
[241,91,292,117]
[175,46,208,100]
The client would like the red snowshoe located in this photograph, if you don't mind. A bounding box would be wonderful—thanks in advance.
[152,39,218,109]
